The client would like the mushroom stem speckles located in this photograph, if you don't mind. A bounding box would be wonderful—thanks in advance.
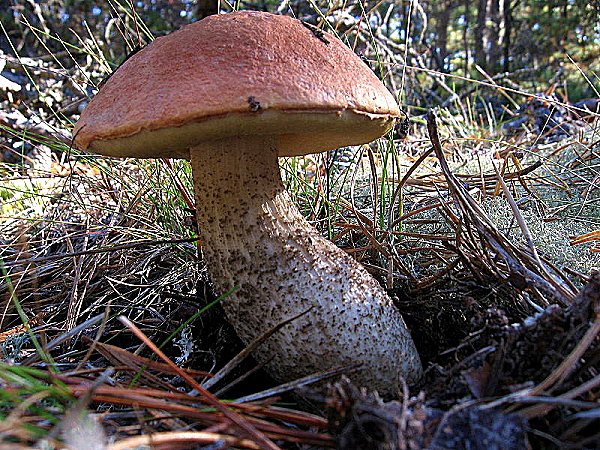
[190,135,422,396]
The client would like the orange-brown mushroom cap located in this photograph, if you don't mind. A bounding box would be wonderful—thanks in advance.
[73,11,400,158]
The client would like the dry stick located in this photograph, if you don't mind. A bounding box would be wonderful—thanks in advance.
[117,316,281,450]
[345,157,403,269]
[67,383,329,430]
[425,113,500,279]
[76,390,243,426]
[386,145,436,281]
[91,340,196,392]
[203,308,313,390]
[563,266,592,284]
[337,197,374,228]
[215,361,269,397]
[519,372,600,419]
[482,372,600,413]
[502,396,599,411]
[428,186,493,286]
[232,364,362,404]
[366,147,380,235]
[87,339,213,379]
[333,223,454,242]
[390,199,454,229]
[108,431,261,450]
[64,219,88,334]
[74,306,111,372]
[528,314,600,398]
[387,145,435,227]
[234,404,328,430]
[571,229,600,245]
[22,313,105,365]
[491,161,574,301]
[414,258,461,291]
[0,237,198,267]
[454,160,543,182]
[425,110,574,306]
[480,228,571,305]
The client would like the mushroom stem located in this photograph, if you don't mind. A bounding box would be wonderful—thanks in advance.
[190,135,421,395]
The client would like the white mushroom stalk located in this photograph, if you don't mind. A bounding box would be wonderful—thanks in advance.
[190,135,421,394]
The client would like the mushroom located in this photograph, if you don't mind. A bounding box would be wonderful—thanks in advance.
[74,11,422,396]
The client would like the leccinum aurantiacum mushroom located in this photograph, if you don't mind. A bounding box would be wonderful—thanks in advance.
[74,11,422,396]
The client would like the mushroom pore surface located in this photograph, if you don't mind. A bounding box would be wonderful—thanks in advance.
[191,135,422,396]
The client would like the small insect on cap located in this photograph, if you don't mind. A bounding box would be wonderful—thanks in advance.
[73,11,400,159]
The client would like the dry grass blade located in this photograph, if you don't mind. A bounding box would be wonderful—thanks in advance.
[61,382,334,446]
[233,363,362,404]
[21,313,105,365]
[516,373,600,420]
[528,315,600,397]
[491,161,574,300]
[107,431,262,450]
[570,229,600,246]
[86,338,213,390]
[203,307,312,390]
[1,237,198,268]
[117,315,282,450]
[425,109,577,307]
